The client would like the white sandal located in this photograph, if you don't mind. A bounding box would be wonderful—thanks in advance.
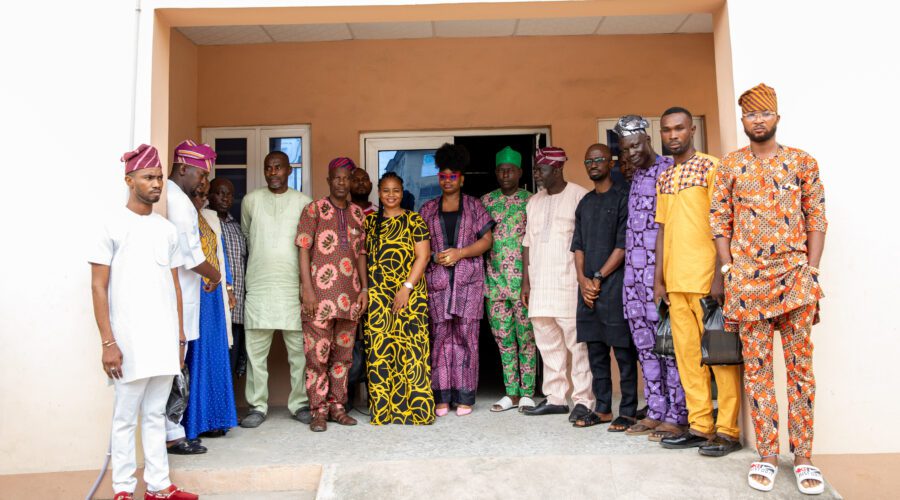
[517,396,536,413]
[794,465,825,495]
[748,461,778,492]
[490,396,518,412]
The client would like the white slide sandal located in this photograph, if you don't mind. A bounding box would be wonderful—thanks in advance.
[490,396,518,412]
[794,465,825,495]
[748,462,778,492]
[517,396,536,413]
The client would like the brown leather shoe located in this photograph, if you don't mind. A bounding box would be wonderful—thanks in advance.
[330,407,358,426]
[310,412,327,432]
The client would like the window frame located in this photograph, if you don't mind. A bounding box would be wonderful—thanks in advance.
[359,127,551,205]
[202,124,312,197]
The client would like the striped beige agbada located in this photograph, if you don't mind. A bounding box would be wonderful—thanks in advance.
[523,182,594,408]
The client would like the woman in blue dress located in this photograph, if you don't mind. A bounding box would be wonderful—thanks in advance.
[183,179,238,439]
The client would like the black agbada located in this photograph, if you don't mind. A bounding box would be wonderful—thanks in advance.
[570,184,631,347]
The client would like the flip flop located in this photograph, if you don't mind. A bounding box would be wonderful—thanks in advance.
[748,462,778,492]
[794,465,825,495]
[490,396,518,412]
[625,418,660,436]
[648,423,685,442]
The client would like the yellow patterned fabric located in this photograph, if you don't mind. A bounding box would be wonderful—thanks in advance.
[198,213,220,286]
[363,210,434,425]
[655,152,719,294]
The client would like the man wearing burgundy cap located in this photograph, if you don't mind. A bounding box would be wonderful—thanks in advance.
[88,145,198,500]
[165,140,222,455]
[296,157,368,431]
[521,147,594,421]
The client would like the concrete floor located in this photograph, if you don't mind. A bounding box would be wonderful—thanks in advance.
[170,395,841,499]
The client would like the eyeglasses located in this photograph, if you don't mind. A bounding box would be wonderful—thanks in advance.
[583,157,609,166]
[742,110,777,120]
[438,172,460,181]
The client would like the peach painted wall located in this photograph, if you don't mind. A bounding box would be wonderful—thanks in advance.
[194,33,720,200]
[180,32,720,406]
[169,29,200,156]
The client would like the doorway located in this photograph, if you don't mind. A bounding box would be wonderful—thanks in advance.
[362,128,549,397]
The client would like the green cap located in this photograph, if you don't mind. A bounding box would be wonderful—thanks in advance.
[495,146,522,168]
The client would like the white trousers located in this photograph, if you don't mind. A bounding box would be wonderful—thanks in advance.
[165,410,186,441]
[531,317,595,408]
[111,375,174,493]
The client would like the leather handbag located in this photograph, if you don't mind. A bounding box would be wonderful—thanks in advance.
[700,296,743,365]
[653,300,675,358]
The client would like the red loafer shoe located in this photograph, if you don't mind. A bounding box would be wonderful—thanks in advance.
[144,484,198,499]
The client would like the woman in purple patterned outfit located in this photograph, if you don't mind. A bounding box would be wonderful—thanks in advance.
[420,144,494,417]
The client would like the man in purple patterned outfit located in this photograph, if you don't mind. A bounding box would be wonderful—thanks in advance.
[616,115,688,439]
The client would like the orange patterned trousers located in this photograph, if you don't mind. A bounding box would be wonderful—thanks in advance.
[739,303,817,458]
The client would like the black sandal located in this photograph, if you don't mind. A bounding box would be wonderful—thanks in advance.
[607,415,637,433]
[573,412,613,428]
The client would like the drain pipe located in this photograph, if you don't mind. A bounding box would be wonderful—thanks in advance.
[85,2,142,498]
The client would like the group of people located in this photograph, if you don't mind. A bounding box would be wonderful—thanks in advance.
[91,83,827,499]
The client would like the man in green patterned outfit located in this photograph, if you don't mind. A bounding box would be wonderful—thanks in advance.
[481,146,537,413]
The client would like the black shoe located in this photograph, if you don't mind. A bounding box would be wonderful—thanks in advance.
[698,435,743,457]
[568,404,592,423]
[523,399,570,416]
[293,406,312,424]
[660,432,709,449]
[187,438,202,445]
[167,440,207,455]
[240,410,266,428]
[200,429,226,438]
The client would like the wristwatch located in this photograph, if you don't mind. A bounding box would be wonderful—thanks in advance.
[403,281,414,290]
[720,263,733,274]
[592,270,605,284]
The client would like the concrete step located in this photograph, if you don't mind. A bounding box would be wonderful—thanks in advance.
[317,454,842,500]
[205,491,315,500]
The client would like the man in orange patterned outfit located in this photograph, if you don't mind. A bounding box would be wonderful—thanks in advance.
[710,83,827,495]
[297,157,368,432]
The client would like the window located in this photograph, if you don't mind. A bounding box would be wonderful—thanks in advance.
[202,125,312,203]
[597,116,706,160]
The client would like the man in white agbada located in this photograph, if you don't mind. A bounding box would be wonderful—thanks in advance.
[88,145,199,500]
[164,140,223,454]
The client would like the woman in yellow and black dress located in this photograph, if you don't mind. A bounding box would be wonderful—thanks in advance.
[364,172,434,425]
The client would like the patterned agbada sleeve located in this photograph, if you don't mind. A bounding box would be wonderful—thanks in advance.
[471,197,496,239]
[800,156,828,233]
[295,202,318,249]
[354,206,367,255]
[709,159,736,239]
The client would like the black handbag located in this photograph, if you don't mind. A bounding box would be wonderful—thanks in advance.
[700,296,743,365]
[653,300,676,357]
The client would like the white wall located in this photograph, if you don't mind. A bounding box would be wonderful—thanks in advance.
[724,0,900,454]
[0,0,141,474]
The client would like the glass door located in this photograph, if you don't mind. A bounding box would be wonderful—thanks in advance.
[202,127,256,220]
[364,136,451,210]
